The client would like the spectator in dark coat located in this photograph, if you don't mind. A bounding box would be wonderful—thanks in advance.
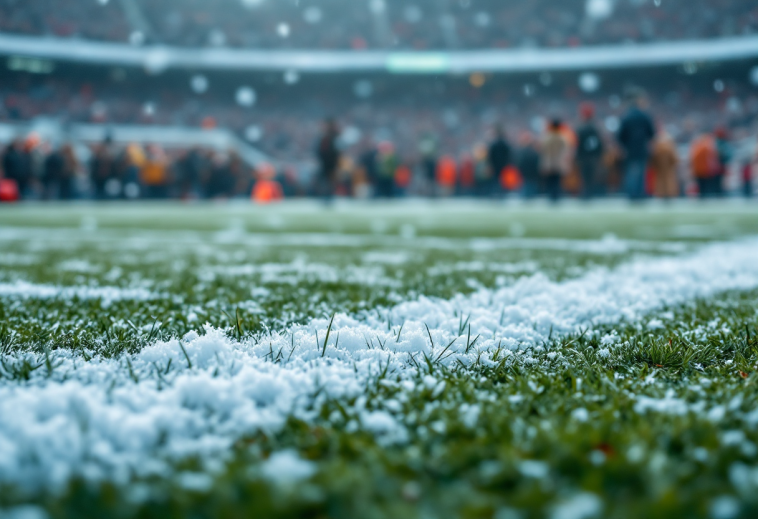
[517,132,541,199]
[43,146,65,200]
[2,139,28,197]
[90,138,116,199]
[575,103,605,199]
[487,126,511,196]
[617,92,656,200]
[316,118,340,199]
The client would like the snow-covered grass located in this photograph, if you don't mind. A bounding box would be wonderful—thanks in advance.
[1,202,758,519]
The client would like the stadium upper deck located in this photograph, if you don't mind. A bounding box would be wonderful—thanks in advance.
[0,0,755,51]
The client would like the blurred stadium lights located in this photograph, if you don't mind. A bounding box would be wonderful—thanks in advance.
[0,32,756,74]
[6,55,54,74]
[385,53,449,73]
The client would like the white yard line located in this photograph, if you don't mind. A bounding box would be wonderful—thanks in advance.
[2,239,758,490]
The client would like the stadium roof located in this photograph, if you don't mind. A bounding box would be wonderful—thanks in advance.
[0,33,757,74]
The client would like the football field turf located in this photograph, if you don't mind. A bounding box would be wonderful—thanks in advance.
[1,200,758,519]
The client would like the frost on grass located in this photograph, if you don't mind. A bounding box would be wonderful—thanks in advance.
[0,281,158,305]
[261,450,316,486]
[2,239,758,491]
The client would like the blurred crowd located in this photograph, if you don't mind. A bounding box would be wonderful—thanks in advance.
[2,70,757,164]
[0,0,755,50]
[1,2,756,203]
[1,91,755,203]
[312,92,756,202]
[0,137,297,202]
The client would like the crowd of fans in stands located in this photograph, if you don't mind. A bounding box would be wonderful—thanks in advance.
[0,136,299,202]
[1,89,755,203]
[2,71,756,164]
[0,0,755,50]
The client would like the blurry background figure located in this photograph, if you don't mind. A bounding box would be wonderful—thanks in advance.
[743,159,754,198]
[140,144,170,199]
[394,163,412,197]
[436,155,457,198]
[487,126,511,198]
[376,141,398,198]
[229,151,249,197]
[316,118,341,200]
[713,126,733,198]
[472,144,490,197]
[690,133,719,199]
[357,135,378,198]
[540,119,571,203]
[121,143,145,200]
[418,133,439,197]
[206,150,237,199]
[517,132,541,199]
[90,137,116,200]
[603,144,624,195]
[252,162,283,204]
[458,152,475,196]
[335,155,356,197]
[745,141,757,198]
[176,147,205,200]
[24,134,44,199]
[575,102,605,199]
[42,143,77,200]
[618,90,655,201]
[649,131,679,199]
[2,138,28,198]
[500,164,523,195]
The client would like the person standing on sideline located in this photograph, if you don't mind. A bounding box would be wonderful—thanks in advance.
[376,141,399,198]
[140,145,171,199]
[487,125,511,197]
[690,133,719,198]
[517,132,541,199]
[43,144,65,200]
[742,159,754,198]
[2,138,30,198]
[575,102,604,199]
[90,137,116,200]
[316,118,340,200]
[713,126,732,197]
[745,140,757,198]
[617,91,655,201]
[418,132,438,197]
[649,131,679,199]
[540,119,571,203]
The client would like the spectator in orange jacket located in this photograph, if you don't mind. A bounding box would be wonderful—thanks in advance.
[436,155,457,197]
[140,145,170,198]
[649,132,679,199]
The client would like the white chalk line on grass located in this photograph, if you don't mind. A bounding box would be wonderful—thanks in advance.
[2,239,758,491]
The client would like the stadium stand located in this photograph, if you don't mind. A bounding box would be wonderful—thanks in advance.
[0,0,755,50]
[1,67,756,161]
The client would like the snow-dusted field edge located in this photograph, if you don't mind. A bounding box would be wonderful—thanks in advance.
[3,239,758,491]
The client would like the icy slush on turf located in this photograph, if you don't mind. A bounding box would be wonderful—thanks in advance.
[1,203,758,519]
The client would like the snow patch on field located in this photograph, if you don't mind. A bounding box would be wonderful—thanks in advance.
[0,226,687,255]
[0,281,159,305]
[203,260,400,287]
[2,239,758,490]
